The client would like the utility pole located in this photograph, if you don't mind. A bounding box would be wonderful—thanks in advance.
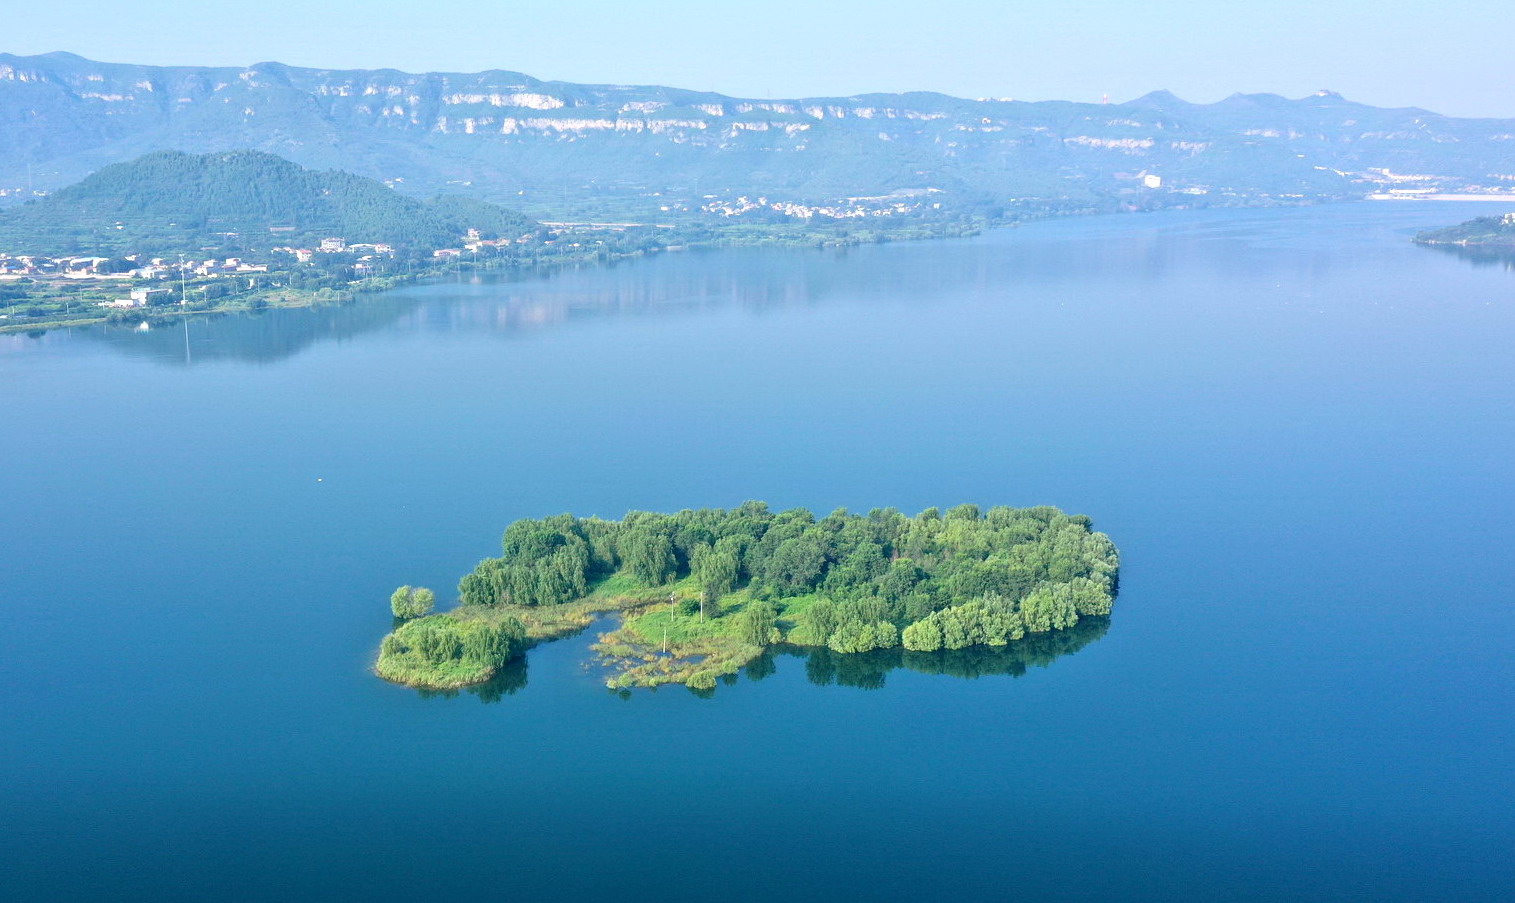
[666,591,678,653]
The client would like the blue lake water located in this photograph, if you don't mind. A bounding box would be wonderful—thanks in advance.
[1,203,1511,901]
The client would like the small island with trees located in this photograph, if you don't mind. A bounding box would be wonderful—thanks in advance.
[376,502,1120,692]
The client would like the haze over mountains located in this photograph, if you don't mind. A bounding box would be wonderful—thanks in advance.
[3,51,1515,218]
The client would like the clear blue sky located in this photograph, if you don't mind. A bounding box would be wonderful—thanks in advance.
[8,0,1514,117]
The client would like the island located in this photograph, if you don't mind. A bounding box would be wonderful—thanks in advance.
[376,502,1120,692]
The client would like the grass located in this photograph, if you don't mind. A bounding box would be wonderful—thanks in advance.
[376,647,495,689]
[373,569,702,690]
[592,620,764,691]
[374,598,633,690]
[377,571,903,693]
[622,597,740,644]
[589,590,836,690]
[499,598,625,642]
[374,608,513,689]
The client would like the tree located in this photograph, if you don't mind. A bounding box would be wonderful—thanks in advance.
[803,599,838,646]
[761,534,827,591]
[735,601,779,647]
[390,585,435,619]
[391,585,413,617]
[1020,586,1079,633]
[622,526,676,586]
[902,617,944,652]
[691,541,739,604]
[827,619,897,654]
[411,587,436,617]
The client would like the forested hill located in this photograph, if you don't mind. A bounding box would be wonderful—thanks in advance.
[1415,213,1515,247]
[0,150,536,254]
[3,52,1515,217]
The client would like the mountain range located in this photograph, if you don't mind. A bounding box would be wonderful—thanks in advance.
[3,51,1515,217]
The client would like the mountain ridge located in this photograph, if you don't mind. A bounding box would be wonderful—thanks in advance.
[3,52,1514,217]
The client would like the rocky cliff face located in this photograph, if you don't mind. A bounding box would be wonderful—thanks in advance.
[3,52,1513,215]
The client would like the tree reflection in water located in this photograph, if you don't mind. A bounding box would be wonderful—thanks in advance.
[410,617,1110,703]
[764,615,1111,692]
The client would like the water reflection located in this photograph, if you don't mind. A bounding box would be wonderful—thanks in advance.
[1419,242,1515,272]
[683,616,1108,697]
[14,203,1472,366]
[776,616,1111,693]
[411,655,529,703]
[409,615,1110,703]
[75,295,424,366]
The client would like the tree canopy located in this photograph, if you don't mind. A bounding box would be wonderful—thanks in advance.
[457,502,1119,655]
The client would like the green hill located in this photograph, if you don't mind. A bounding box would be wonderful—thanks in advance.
[0,150,536,255]
[1415,213,1515,247]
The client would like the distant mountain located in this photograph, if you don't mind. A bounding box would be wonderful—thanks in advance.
[0,149,534,254]
[2,52,1515,216]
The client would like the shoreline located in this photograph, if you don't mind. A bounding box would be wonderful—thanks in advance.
[0,220,982,336]
[7,195,1404,339]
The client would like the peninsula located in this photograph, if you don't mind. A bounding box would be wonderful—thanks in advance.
[1414,213,1515,248]
[376,502,1120,692]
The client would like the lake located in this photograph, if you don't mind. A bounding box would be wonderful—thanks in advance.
[1,203,1511,901]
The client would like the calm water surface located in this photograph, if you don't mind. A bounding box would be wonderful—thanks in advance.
[2,204,1511,901]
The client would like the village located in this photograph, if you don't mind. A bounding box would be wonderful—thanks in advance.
[0,237,406,309]
[0,221,644,332]
[696,190,945,220]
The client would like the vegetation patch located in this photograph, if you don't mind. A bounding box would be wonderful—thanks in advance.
[593,621,764,692]
[1415,213,1515,248]
[375,608,527,690]
[379,501,1120,693]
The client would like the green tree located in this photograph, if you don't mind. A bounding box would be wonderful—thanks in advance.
[623,526,676,586]
[412,587,436,617]
[803,599,839,645]
[390,585,435,619]
[691,541,740,603]
[391,585,413,618]
[735,601,779,647]
[902,617,944,652]
[1021,586,1079,633]
[761,534,827,592]
[827,619,898,654]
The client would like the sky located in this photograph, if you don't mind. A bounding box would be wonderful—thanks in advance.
[6,0,1515,118]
